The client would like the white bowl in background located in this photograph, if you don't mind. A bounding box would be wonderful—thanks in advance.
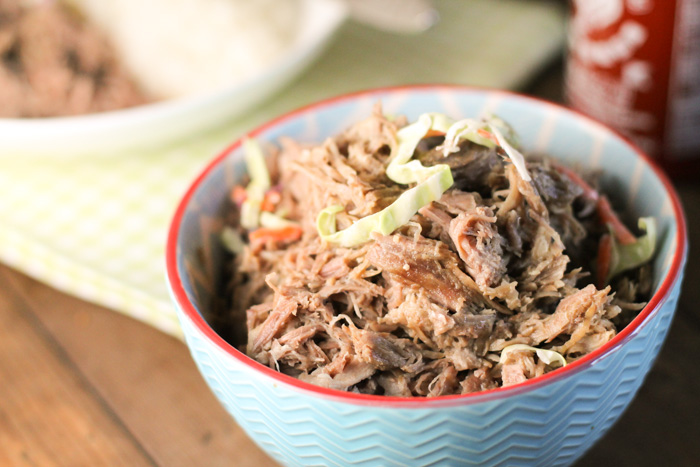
[0,0,346,157]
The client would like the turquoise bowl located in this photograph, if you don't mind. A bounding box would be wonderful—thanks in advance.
[166,86,687,467]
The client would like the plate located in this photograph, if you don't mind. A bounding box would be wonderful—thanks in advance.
[0,0,346,157]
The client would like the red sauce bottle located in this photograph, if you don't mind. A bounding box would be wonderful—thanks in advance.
[565,0,700,177]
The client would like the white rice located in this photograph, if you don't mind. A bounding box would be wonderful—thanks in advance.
[72,0,303,99]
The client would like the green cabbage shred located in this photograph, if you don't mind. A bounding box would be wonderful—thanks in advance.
[316,112,532,247]
[607,217,657,282]
[240,138,271,229]
[316,166,453,247]
[317,113,455,247]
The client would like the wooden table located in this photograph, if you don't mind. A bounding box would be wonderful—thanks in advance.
[2,64,699,466]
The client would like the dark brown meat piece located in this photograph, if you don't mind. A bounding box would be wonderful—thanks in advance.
[529,162,587,247]
[419,140,503,192]
[366,234,485,313]
[449,206,507,289]
[452,312,497,356]
[351,328,422,371]
[530,163,582,208]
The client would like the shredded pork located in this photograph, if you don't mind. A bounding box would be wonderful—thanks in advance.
[0,0,147,117]
[224,105,651,397]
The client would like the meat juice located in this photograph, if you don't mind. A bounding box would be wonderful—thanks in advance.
[565,0,700,177]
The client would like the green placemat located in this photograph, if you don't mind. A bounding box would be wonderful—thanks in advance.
[0,0,565,338]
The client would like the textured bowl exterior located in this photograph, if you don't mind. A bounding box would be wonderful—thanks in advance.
[167,87,687,466]
[174,279,680,467]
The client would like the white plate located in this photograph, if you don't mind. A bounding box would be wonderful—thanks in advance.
[0,0,347,157]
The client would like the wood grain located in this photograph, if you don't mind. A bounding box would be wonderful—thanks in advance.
[1,264,275,467]
[0,266,152,467]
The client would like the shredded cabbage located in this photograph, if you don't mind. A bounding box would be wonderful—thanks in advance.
[318,113,455,247]
[490,125,531,182]
[607,217,657,281]
[316,112,532,246]
[441,118,495,154]
[260,211,297,229]
[240,138,271,229]
[317,166,453,247]
[439,115,531,182]
[485,114,520,148]
[500,344,567,367]
[221,226,245,255]
[386,113,452,184]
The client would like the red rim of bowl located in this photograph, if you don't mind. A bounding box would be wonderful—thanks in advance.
[166,84,688,408]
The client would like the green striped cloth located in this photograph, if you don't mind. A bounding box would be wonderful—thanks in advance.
[0,0,565,339]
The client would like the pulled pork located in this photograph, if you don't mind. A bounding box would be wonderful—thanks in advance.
[225,105,650,397]
[0,0,147,117]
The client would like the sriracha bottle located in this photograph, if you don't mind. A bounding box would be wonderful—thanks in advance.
[565,0,700,177]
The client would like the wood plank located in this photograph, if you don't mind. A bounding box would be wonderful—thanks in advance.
[1,264,275,467]
[0,267,152,467]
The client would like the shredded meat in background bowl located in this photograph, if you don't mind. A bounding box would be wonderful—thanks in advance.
[220,104,656,397]
[0,0,148,117]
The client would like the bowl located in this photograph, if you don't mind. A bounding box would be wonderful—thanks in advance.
[0,0,346,157]
[165,86,687,466]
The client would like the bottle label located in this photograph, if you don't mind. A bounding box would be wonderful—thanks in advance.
[565,0,677,159]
